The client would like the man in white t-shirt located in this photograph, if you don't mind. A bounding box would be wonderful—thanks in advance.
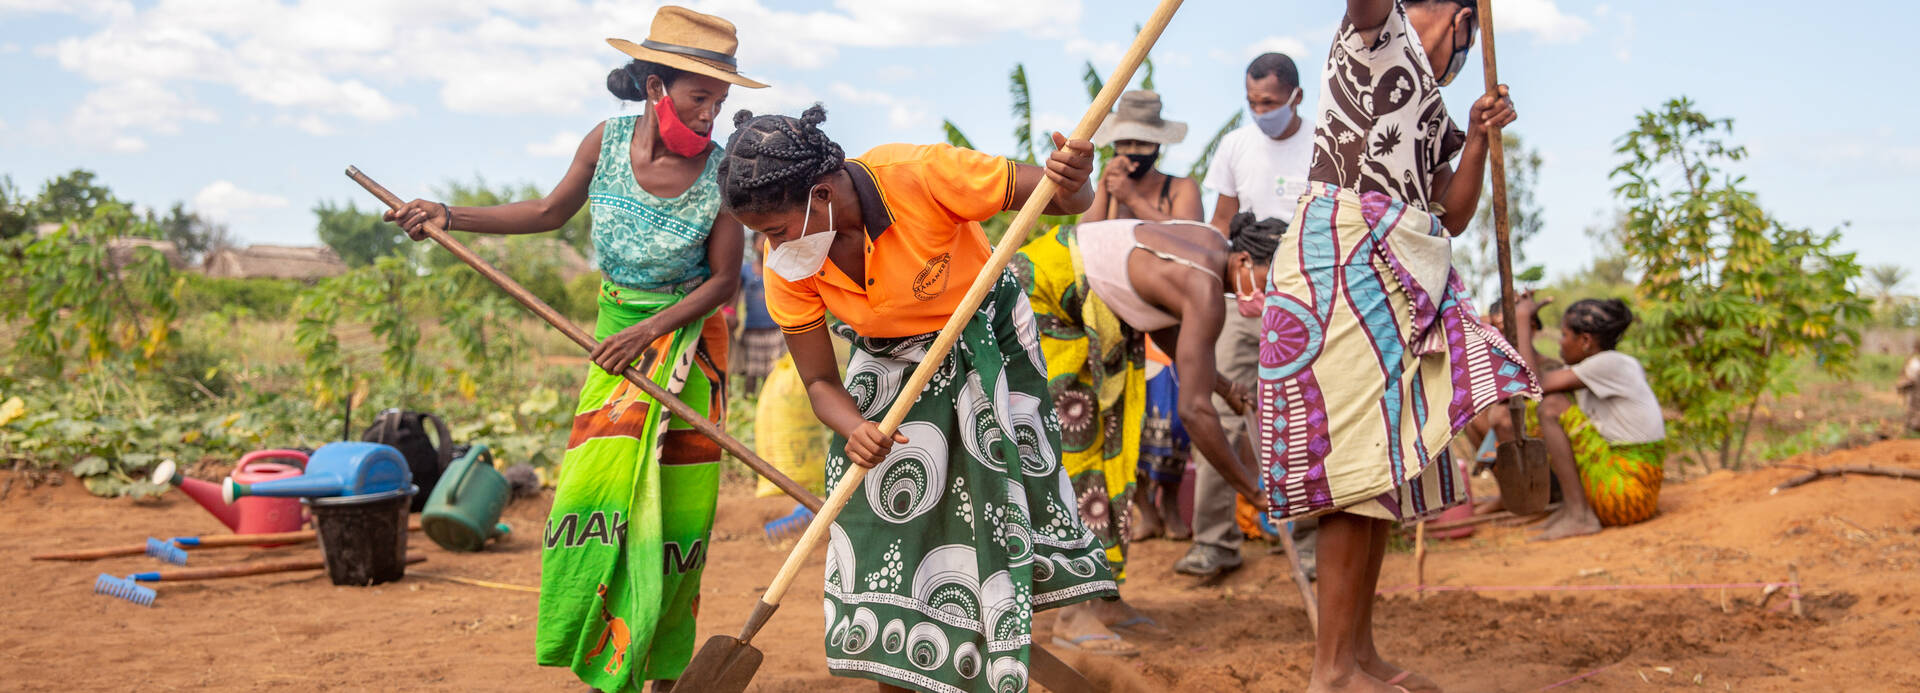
[1204,52,1316,233]
[1176,52,1317,579]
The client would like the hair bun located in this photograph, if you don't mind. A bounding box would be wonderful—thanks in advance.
[800,104,828,126]
[732,109,755,127]
[1229,211,1257,238]
[607,67,645,102]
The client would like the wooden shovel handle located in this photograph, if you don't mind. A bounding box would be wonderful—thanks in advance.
[1476,2,1529,429]
[750,0,1189,620]
[345,168,821,512]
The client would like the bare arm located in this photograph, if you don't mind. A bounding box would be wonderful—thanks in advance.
[1010,133,1096,216]
[586,212,746,373]
[789,324,907,468]
[387,123,602,237]
[1146,290,1270,510]
[1169,177,1205,223]
[1208,194,1241,236]
[1435,86,1517,235]
[1348,0,1396,39]
[1515,294,1584,394]
[1083,179,1112,222]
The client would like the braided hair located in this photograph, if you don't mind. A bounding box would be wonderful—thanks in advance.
[1562,298,1633,351]
[1227,212,1287,263]
[718,104,846,215]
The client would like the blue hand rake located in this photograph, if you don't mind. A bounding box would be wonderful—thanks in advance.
[762,504,814,543]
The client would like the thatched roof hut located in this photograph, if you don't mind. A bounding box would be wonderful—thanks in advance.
[106,238,187,270]
[202,245,347,280]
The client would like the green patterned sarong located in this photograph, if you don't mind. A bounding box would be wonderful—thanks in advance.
[537,282,723,691]
[822,274,1118,693]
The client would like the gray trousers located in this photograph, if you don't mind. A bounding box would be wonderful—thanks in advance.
[1193,297,1259,550]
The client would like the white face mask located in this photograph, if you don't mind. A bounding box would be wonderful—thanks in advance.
[765,199,834,282]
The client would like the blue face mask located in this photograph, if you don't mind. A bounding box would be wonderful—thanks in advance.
[1252,88,1299,138]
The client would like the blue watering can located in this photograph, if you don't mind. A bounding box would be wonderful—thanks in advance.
[224,442,412,503]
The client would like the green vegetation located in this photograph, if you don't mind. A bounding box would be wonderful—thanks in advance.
[1610,97,1873,470]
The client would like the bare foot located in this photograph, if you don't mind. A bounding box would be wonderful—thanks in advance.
[1090,597,1169,637]
[1360,658,1441,693]
[1130,503,1165,542]
[1050,602,1139,656]
[1305,670,1404,693]
[1163,509,1192,541]
[1530,510,1600,542]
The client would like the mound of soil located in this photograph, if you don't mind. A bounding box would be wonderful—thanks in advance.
[4,439,1918,691]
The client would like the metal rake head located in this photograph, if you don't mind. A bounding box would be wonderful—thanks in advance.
[95,574,157,607]
[145,538,188,565]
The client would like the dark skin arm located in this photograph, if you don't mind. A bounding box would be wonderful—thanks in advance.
[586,213,743,374]
[1431,85,1518,234]
[1347,0,1396,40]
[1138,274,1271,511]
[788,325,906,468]
[1087,162,1205,222]
[1513,293,1584,394]
[1009,132,1097,216]
[1207,194,1241,236]
[386,123,601,236]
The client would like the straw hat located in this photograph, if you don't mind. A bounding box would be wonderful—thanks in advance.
[608,6,767,89]
[1091,90,1188,146]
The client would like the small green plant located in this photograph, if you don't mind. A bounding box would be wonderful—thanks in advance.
[0,204,181,374]
[1610,98,1872,470]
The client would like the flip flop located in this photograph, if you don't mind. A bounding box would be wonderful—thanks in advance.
[1050,633,1140,657]
[1108,615,1169,637]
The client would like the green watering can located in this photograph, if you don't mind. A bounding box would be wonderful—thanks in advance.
[421,444,513,552]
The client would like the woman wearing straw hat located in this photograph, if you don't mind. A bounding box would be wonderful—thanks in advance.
[1083,90,1204,224]
[384,7,764,692]
[1085,91,1205,546]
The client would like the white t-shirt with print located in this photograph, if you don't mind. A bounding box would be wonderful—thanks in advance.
[1569,350,1666,445]
[1204,123,1315,224]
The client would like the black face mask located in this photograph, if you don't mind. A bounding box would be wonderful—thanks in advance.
[1123,151,1159,179]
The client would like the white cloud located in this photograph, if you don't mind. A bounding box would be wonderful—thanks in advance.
[874,65,918,82]
[274,114,336,136]
[67,81,216,152]
[828,82,930,132]
[1065,37,1127,66]
[527,131,581,158]
[1244,36,1309,61]
[1499,0,1591,44]
[193,180,288,223]
[29,0,1084,151]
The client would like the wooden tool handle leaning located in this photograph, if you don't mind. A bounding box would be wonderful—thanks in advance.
[744,0,1189,637]
[345,168,821,512]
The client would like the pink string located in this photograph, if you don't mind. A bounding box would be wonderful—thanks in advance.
[1377,581,1796,596]
[1536,662,1618,691]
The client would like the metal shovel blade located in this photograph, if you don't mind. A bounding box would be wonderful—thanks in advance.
[677,634,762,693]
[1493,438,1552,515]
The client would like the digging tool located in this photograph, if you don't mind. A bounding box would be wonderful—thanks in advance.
[345,168,821,513]
[1477,0,1551,516]
[31,518,424,562]
[676,3,1185,691]
[95,554,427,606]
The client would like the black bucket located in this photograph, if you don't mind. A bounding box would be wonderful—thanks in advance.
[306,485,416,586]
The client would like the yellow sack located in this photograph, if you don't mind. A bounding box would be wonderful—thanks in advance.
[754,353,829,497]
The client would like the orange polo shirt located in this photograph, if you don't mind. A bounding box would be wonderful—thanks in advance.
[766,143,1016,339]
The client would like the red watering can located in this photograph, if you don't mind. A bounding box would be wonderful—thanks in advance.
[152,450,308,536]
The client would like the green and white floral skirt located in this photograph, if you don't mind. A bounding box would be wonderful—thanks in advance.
[822,273,1119,693]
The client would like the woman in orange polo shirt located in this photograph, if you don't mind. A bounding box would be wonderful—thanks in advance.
[717,105,1114,693]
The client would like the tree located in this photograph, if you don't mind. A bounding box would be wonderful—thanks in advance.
[1865,264,1910,305]
[1611,97,1871,470]
[0,175,33,239]
[152,202,233,264]
[1453,132,1545,305]
[314,200,404,267]
[35,169,119,226]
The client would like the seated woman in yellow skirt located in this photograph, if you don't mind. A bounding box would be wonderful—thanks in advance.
[1504,294,1668,540]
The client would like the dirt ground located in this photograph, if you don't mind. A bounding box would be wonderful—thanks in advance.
[4,439,1918,692]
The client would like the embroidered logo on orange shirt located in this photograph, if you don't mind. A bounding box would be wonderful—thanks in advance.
[913,252,951,301]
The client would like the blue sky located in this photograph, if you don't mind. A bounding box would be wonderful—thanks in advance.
[2,0,1915,291]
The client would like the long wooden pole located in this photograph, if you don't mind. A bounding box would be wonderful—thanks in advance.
[1477,1,1528,434]
[734,0,1188,643]
[344,169,821,512]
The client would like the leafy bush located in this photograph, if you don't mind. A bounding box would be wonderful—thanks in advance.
[179,275,305,321]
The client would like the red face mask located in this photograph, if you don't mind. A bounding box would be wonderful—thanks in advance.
[654,93,710,157]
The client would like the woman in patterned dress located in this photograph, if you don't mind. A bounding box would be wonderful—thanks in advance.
[385,9,759,691]
[719,104,1116,693]
[1256,1,1531,691]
